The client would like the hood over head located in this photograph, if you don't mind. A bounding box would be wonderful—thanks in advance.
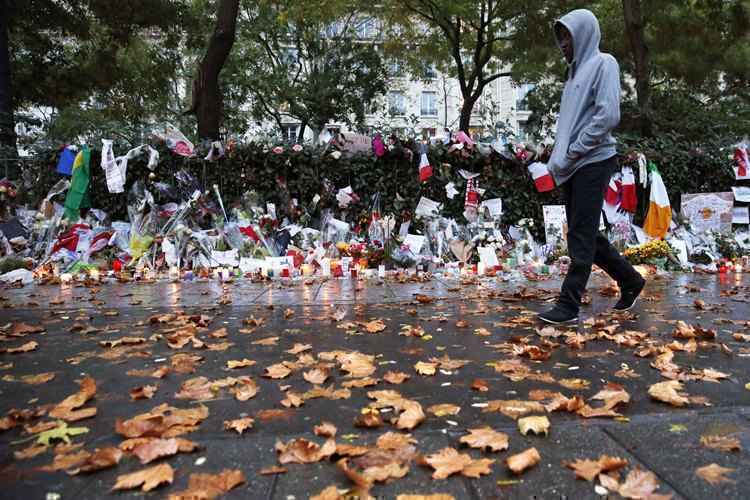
[554,9,601,68]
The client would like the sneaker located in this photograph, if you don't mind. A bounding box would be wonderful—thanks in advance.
[538,307,579,325]
[612,277,646,311]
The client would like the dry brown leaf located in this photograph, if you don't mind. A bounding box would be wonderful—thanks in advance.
[259,466,287,475]
[695,463,735,486]
[377,432,417,450]
[384,371,411,384]
[362,319,386,333]
[130,385,158,400]
[276,438,336,464]
[354,410,383,428]
[700,435,741,452]
[648,380,689,407]
[342,377,379,389]
[617,468,667,499]
[518,416,550,436]
[558,378,590,390]
[284,308,295,319]
[224,417,254,435]
[339,352,377,378]
[314,421,337,438]
[72,447,123,474]
[427,404,460,417]
[281,391,304,408]
[168,469,245,499]
[459,427,509,452]
[396,401,425,431]
[304,367,330,385]
[471,378,489,392]
[414,361,438,376]
[263,363,292,379]
[311,485,344,500]
[233,378,259,401]
[506,447,540,475]
[14,443,48,460]
[226,358,255,369]
[423,447,493,479]
[131,438,184,464]
[577,383,630,418]
[112,463,174,492]
[252,336,279,346]
[5,340,39,353]
[49,376,97,421]
[565,455,628,481]
[484,400,545,419]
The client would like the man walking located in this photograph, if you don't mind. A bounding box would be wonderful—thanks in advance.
[538,9,645,324]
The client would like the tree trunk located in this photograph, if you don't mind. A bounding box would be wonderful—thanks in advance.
[187,0,239,140]
[622,0,652,136]
[458,94,478,133]
[0,0,16,156]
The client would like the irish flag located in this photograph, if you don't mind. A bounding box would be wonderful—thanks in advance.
[643,164,671,239]
[63,145,92,222]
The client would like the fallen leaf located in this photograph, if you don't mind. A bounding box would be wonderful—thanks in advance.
[427,404,460,417]
[396,401,425,430]
[565,455,628,481]
[233,378,259,401]
[252,336,279,346]
[276,438,336,464]
[618,468,666,498]
[304,367,330,385]
[342,377,379,388]
[14,372,56,385]
[224,417,254,435]
[311,485,344,500]
[14,443,48,460]
[226,358,256,369]
[384,371,411,384]
[112,463,174,492]
[578,383,631,418]
[71,447,123,474]
[506,447,540,475]
[36,421,89,446]
[695,463,735,485]
[362,319,386,333]
[484,400,545,419]
[423,447,493,479]
[648,380,689,407]
[354,410,383,428]
[518,416,550,436]
[397,495,455,500]
[263,363,292,379]
[459,427,509,452]
[471,379,489,392]
[281,391,304,408]
[5,340,38,353]
[314,422,337,438]
[377,432,417,450]
[168,469,245,499]
[130,385,158,400]
[414,361,438,376]
[700,435,741,452]
[285,343,312,355]
[284,308,295,318]
[131,438,185,464]
[49,376,97,421]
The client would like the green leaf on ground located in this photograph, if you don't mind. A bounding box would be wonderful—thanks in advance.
[36,421,89,446]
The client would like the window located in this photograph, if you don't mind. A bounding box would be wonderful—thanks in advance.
[387,60,404,78]
[420,91,437,116]
[281,124,298,144]
[516,83,535,111]
[388,91,406,115]
[356,18,377,39]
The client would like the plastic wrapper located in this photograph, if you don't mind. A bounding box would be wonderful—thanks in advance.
[390,245,417,269]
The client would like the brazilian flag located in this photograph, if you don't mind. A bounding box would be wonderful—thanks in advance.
[63,145,92,221]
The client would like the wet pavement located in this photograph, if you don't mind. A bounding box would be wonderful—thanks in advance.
[1,271,749,499]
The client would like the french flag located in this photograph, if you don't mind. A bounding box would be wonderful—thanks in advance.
[418,152,433,182]
[528,162,555,192]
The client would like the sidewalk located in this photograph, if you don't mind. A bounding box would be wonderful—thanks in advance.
[1,272,748,499]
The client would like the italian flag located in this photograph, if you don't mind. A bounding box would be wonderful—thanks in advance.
[63,145,92,222]
[642,164,671,239]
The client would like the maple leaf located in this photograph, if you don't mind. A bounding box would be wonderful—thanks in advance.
[578,383,630,418]
[471,378,489,392]
[252,336,280,346]
[506,447,541,475]
[70,447,123,474]
[112,463,174,492]
[395,401,425,430]
[618,467,670,499]
[304,367,330,385]
[285,343,312,355]
[10,322,45,336]
[459,427,509,452]
[484,400,546,419]
[422,447,493,479]
[223,417,254,435]
[311,485,345,500]
[565,455,629,481]
[168,469,245,499]
[517,416,550,436]
[49,376,97,421]
[36,421,89,446]
[281,391,304,408]
[263,363,292,379]
[314,421,337,438]
[233,378,259,401]
[11,372,55,385]
[695,463,735,485]
[5,340,38,353]
[427,404,461,417]
[384,371,411,384]
[648,380,690,407]
[130,385,158,400]
[361,319,387,333]
[339,352,376,378]
[700,434,741,452]
[414,361,438,376]
[342,377,379,388]
[276,438,337,464]
[377,432,417,450]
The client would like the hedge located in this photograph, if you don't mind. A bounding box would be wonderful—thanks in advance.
[18,134,741,241]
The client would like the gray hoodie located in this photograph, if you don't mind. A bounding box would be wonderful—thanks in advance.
[548,9,620,185]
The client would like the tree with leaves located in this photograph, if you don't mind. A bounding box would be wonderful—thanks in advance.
[231,0,387,142]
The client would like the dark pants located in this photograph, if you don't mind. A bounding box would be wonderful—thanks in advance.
[558,156,641,313]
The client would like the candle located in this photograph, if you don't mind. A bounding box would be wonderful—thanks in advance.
[60,273,73,284]
[734,263,743,273]
[301,264,313,276]
[477,261,486,276]
[184,270,194,281]
[89,268,100,282]
[378,264,386,278]
[221,268,230,281]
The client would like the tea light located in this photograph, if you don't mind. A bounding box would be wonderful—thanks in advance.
[321,259,331,277]
[734,263,743,273]
[60,273,73,284]
[301,264,313,276]
[89,268,100,282]
[378,265,386,278]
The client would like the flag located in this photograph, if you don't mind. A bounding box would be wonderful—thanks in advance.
[643,164,671,239]
[528,162,555,192]
[734,145,749,179]
[63,145,92,221]
[605,175,621,206]
[620,167,638,212]
[418,152,432,182]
